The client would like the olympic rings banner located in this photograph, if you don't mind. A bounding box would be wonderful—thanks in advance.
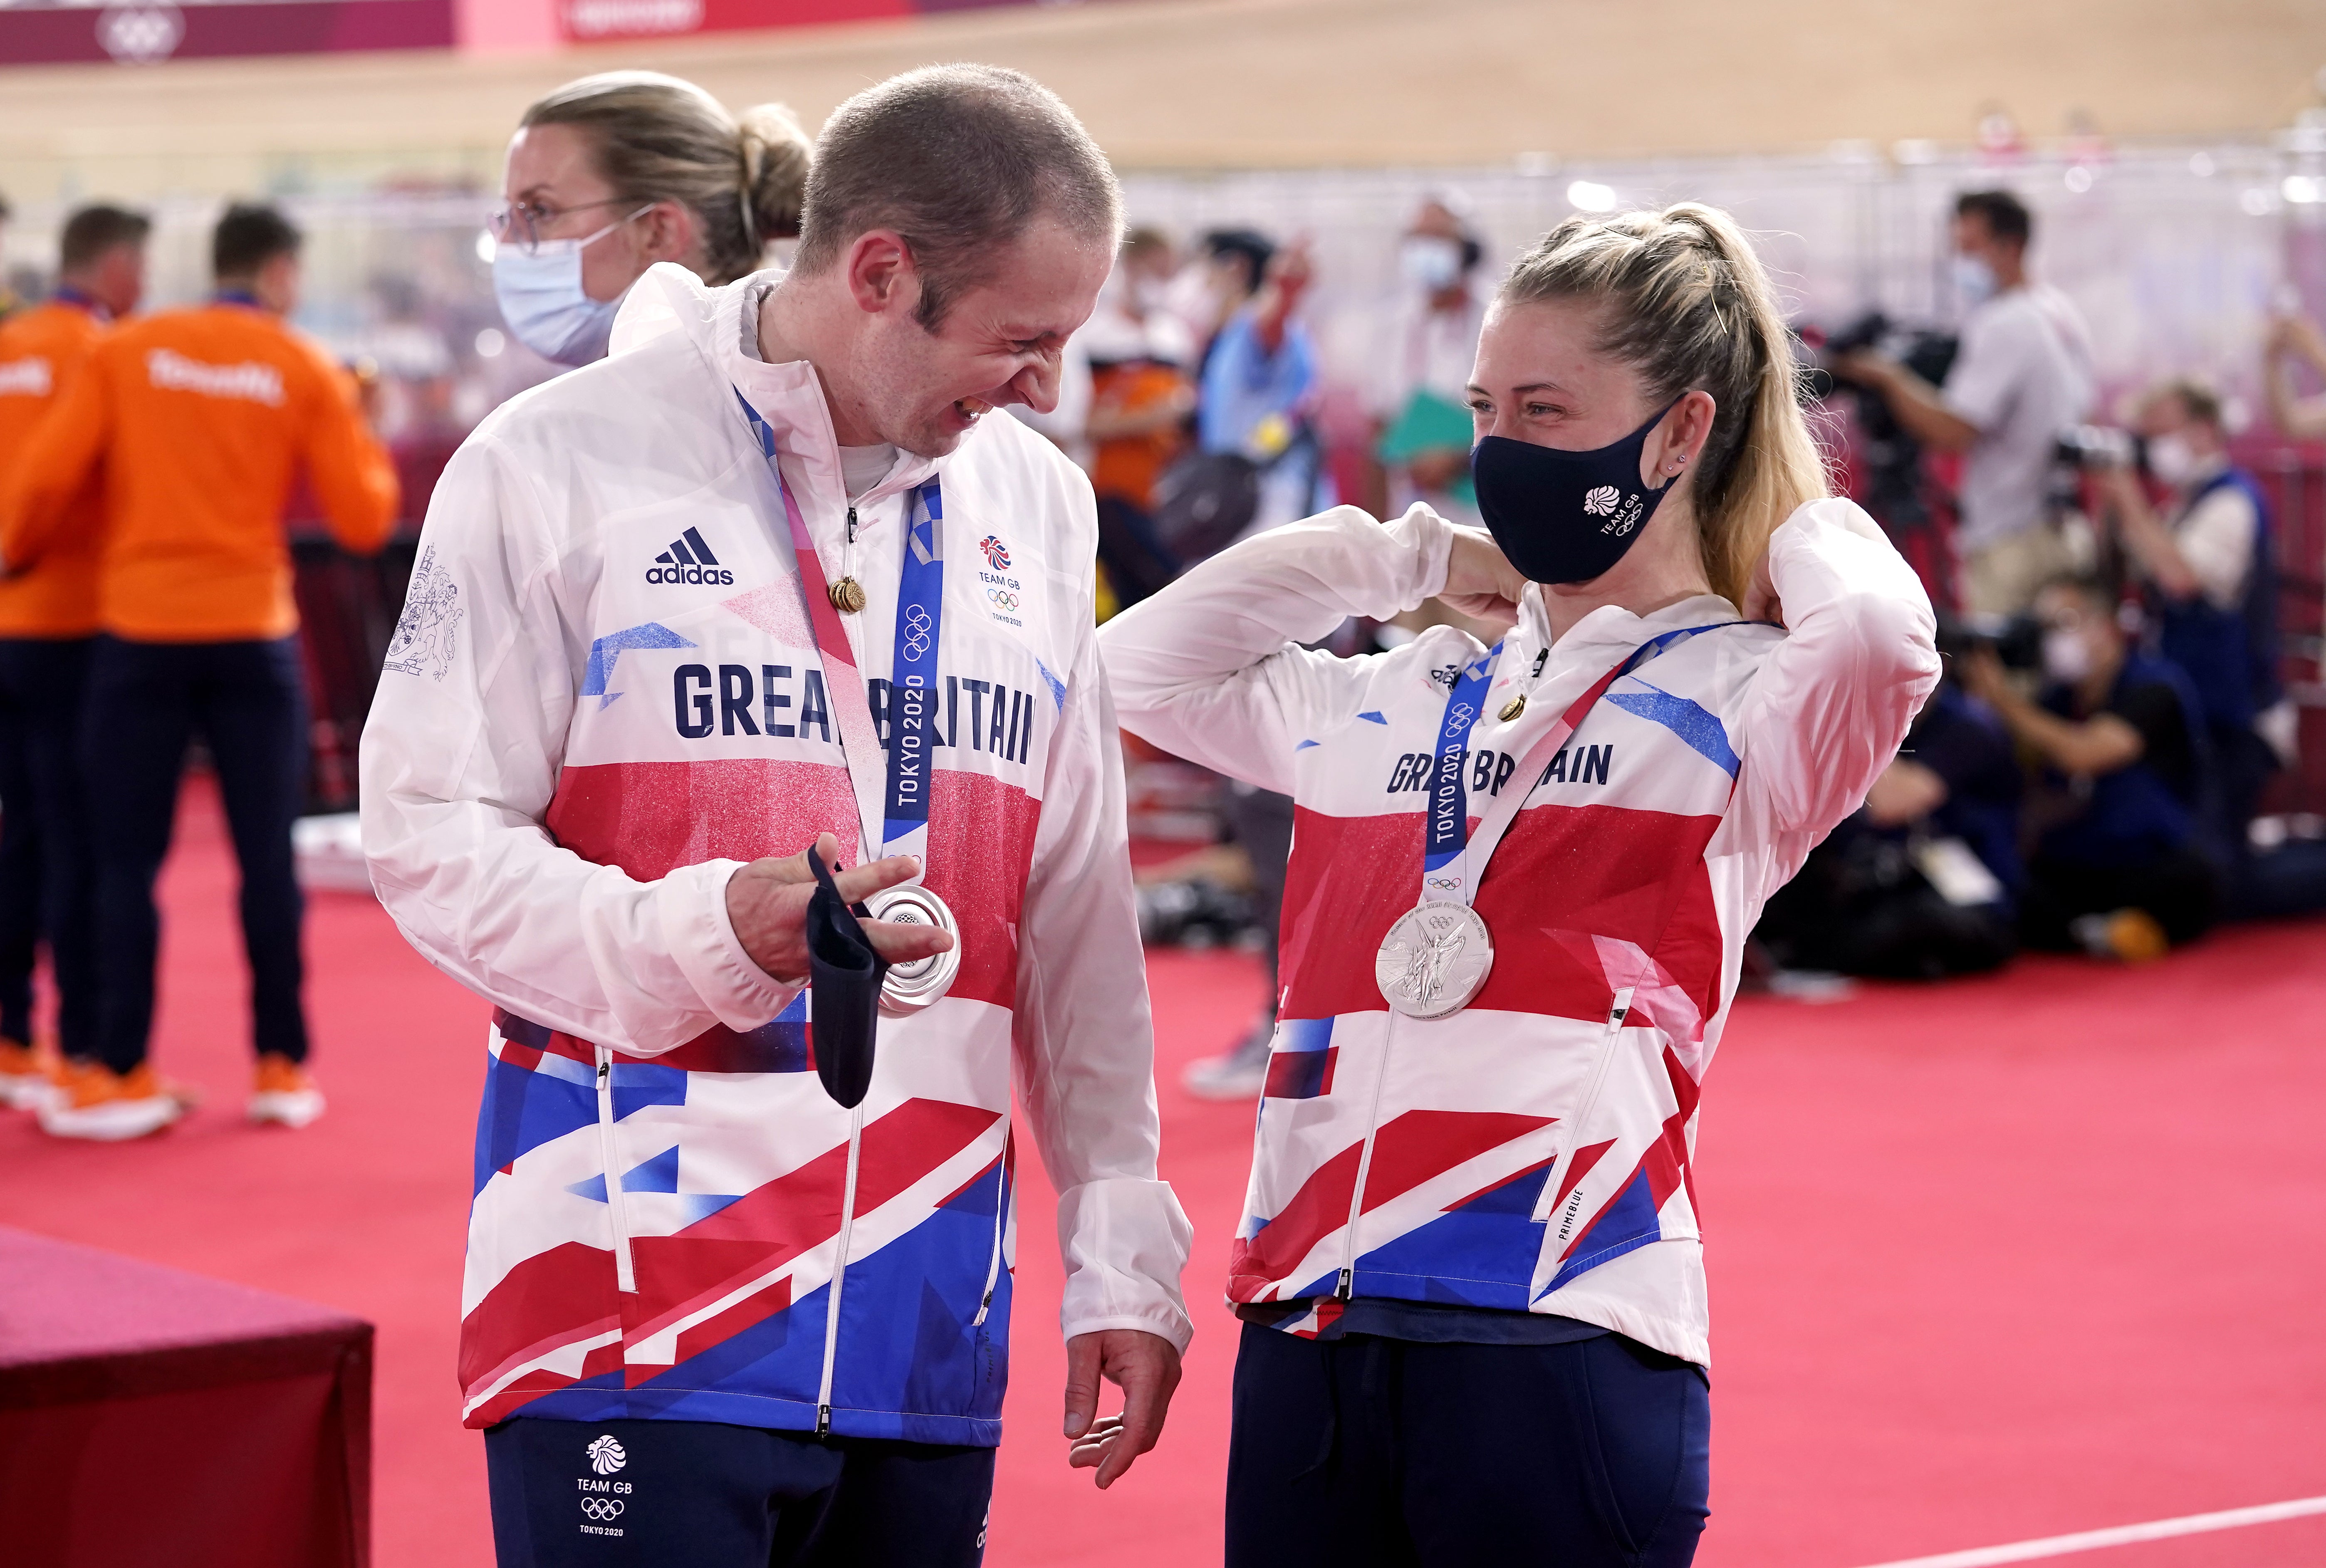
[0,0,453,66]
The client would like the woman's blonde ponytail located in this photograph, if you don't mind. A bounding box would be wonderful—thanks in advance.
[1499,201,1829,605]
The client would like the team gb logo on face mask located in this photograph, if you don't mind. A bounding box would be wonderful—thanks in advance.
[980,536,1011,571]
[587,1435,626,1475]
[1583,485,1622,518]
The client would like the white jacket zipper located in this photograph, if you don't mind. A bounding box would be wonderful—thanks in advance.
[815,1104,866,1437]
[593,1046,636,1293]
[1333,1014,1402,1298]
[972,1113,1012,1327]
[1533,987,1637,1228]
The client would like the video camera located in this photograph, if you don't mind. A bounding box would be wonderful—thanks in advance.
[1935,610,2044,673]
[2054,423,2140,472]
[1800,312,1960,535]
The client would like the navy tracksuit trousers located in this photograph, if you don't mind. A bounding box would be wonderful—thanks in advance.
[0,637,99,1058]
[1227,1322,1711,1566]
[485,1417,994,1567]
[83,634,312,1072]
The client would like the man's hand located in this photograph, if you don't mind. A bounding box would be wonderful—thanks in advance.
[723,831,953,984]
[1062,1329,1182,1490]
[1438,526,1528,634]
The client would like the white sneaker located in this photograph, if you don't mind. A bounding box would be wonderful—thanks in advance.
[39,1062,188,1141]
[1181,1016,1276,1101]
[248,1054,326,1128]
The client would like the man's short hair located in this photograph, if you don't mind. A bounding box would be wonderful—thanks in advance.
[2151,376,2224,431]
[213,202,301,280]
[2040,573,2115,620]
[793,64,1121,330]
[1955,189,2032,248]
[60,205,151,272]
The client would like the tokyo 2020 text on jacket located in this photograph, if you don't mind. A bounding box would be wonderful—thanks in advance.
[1100,500,1937,1365]
[360,264,1194,1442]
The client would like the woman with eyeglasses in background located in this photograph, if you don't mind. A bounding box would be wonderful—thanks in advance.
[492,72,812,367]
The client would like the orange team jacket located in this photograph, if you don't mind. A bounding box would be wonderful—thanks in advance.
[0,297,111,637]
[0,299,399,643]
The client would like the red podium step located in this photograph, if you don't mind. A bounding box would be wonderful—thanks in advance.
[0,1226,373,1566]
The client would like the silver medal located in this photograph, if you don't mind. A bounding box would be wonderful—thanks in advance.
[868,883,960,1015]
[1374,900,1495,1019]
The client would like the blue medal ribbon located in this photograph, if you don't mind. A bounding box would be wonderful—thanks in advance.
[880,481,945,858]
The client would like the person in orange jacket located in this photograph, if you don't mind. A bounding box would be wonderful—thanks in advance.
[0,204,151,1113]
[0,201,398,1139]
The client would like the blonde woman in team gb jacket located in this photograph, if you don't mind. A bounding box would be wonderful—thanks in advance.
[1102,204,1939,1566]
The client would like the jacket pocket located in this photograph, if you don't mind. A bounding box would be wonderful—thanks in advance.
[1532,987,1636,1224]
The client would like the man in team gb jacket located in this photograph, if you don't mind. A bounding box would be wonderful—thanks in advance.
[361,67,1192,1567]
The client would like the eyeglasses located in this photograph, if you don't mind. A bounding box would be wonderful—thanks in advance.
[487,198,650,257]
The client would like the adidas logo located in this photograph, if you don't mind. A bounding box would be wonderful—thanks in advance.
[647,527,735,586]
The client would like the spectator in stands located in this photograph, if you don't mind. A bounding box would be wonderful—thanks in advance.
[492,71,812,366]
[1373,193,1489,526]
[2262,312,2326,440]
[0,202,398,1138]
[1754,677,2022,979]
[0,204,150,1111]
[1962,576,2220,960]
[1173,228,1320,1097]
[2099,379,2286,856]
[1842,190,2094,614]
[1079,227,1197,613]
[1199,230,1329,537]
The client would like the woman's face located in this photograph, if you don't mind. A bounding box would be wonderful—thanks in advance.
[500,121,653,303]
[1467,296,1705,487]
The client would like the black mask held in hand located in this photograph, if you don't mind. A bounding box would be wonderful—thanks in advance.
[1470,399,1683,585]
[806,849,888,1110]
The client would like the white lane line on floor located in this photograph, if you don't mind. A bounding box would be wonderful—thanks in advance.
[1851,1495,2326,1568]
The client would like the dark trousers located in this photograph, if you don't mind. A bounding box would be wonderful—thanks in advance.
[1227,1323,1710,1567]
[0,637,98,1056]
[2019,843,2222,951]
[84,634,311,1073]
[485,1417,995,1568]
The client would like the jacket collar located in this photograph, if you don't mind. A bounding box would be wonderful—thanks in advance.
[1519,583,1741,665]
[612,263,946,512]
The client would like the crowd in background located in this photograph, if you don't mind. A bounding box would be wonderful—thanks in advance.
[3,156,2326,1114]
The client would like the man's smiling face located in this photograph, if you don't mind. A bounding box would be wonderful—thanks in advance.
[854,216,1113,459]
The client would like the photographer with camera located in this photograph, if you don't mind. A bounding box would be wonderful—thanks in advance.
[1841,191,2093,616]
[2095,381,2285,856]
[1961,578,2220,960]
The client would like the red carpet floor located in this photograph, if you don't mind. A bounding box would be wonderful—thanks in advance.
[2,777,2323,1567]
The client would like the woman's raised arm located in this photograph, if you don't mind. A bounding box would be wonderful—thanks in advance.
[1099,503,1455,794]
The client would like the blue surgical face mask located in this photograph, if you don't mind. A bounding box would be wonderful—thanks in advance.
[490,206,649,367]
[1470,399,1682,585]
[1953,253,1998,306]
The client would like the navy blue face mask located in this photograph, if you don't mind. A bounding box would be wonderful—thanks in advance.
[1471,399,1682,585]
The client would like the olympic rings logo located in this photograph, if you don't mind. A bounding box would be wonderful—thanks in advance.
[987,588,1020,612]
[580,1498,625,1521]
[1447,703,1475,728]
[1427,876,1461,890]
[901,604,934,659]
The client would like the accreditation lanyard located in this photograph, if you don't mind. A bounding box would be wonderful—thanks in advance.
[1419,622,1742,909]
[736,391,946,869]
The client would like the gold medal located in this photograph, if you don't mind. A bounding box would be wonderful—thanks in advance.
[829,577,867,614]
[1499,695,1527,722]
